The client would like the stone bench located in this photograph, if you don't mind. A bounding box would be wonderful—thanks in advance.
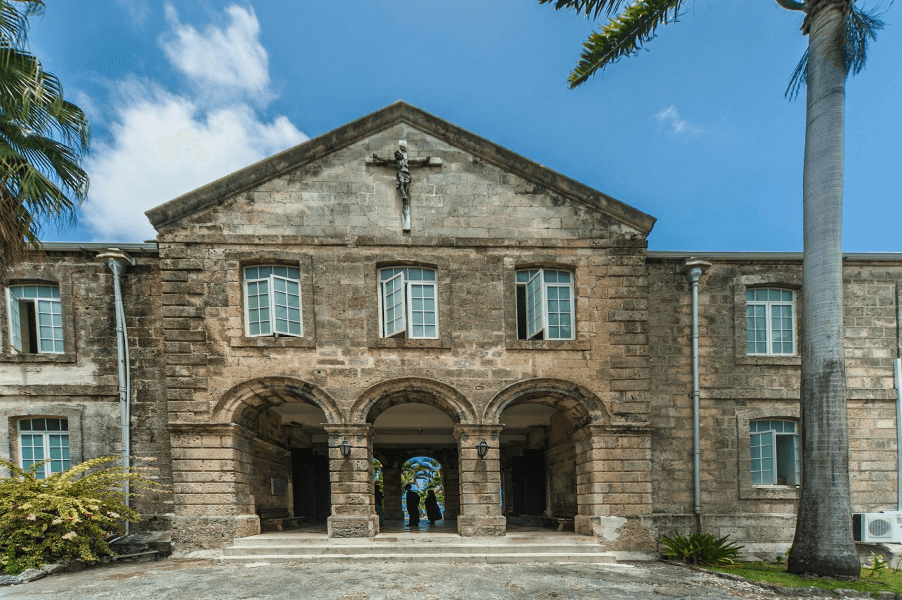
[538,516,575,532]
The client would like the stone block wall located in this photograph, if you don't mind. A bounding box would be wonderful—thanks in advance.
[646,255,902,551]
[0,247,172,523]
[547,412,577,516]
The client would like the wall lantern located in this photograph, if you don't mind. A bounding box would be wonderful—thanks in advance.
[477,438,489,458]
[339,439,351,458]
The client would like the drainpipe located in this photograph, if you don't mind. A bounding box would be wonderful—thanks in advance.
[97,249,136,531]
[895,283,902,511]
[678,258,711,532]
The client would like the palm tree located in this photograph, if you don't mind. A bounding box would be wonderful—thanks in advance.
[540,0,883,577]
[0,0,89,277]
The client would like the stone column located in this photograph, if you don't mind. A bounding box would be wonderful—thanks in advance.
[382,465,404,521]
[454,424,505,536]
[573,424,655,550]
[325,424,378,538]
[442,461,460,521]
[169,423,261,550]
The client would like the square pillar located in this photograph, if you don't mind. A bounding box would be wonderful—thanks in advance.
[454,424,505,536]
[325,424,378,538]
[442,463,460,521]
[573,424,655,550]
[169,423,260,550]
[382,466,404,520]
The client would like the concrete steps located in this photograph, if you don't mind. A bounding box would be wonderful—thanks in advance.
[219,534,617,564]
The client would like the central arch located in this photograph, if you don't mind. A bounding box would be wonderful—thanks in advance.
[350,377,478,424]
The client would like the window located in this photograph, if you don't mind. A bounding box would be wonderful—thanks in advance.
[515,269,574,340]
[19,418,70,478]
[244,266,302,337]
[750,420,799,486]
[6,284,63,354]
[378,267,438,339]
[746,288,795,355]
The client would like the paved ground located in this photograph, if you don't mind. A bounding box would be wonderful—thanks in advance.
[2,558,836,600]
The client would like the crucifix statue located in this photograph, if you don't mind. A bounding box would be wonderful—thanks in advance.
[366,140,441,231]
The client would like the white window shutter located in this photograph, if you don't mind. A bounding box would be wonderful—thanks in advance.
[6,288,22,352]
[381,272,406,337]
[525,270,545,339]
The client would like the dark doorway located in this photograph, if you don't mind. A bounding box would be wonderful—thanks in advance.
[291,448,330,520]
[512,448,547,516]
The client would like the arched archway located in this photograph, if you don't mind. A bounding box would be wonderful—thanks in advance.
[348,379,471,533]
[483,378,608,426]
[484,379,609,533]
[212,376,343,426]
[350,377,478,424]
[171,378,341,542]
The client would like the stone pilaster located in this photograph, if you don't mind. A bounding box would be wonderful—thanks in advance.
[325,424,378,538]
[454,424,505,536]
[442,463,460,520]
[573,424,655,550]
[169,423,260,549]
[382,466,404,520]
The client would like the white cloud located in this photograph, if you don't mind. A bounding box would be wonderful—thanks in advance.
[115,0,149,26]
[81,5,307,242]
[161,3,271,102]
[652,106,702,136]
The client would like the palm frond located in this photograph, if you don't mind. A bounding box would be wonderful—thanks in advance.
[785,3,884,100]
[538,0,633,20]
[0,1,43,47]
[843,4,883,75]
[567,0,685,88]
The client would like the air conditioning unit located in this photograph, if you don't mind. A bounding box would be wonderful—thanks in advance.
[853,512,902,543]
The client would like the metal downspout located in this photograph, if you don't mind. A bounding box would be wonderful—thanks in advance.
[98,249,135,531]
[895,283,902,511]
[678,258,711,532]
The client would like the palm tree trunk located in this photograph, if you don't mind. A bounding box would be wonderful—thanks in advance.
[787,0,860,577]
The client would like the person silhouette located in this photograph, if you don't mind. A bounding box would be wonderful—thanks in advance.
[405,483,420,526]
[424,489,442,524]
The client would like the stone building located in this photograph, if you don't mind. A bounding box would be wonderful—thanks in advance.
[1,102,900,555]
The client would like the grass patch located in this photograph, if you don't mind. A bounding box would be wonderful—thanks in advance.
[706,562,902,596]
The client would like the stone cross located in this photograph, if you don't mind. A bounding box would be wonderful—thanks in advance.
[366,140,441,231]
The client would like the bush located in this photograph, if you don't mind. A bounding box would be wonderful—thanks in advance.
[657,530,744,566]
[0,456,162,574]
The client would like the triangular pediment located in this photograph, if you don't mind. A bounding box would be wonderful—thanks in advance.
[145,101,656,239]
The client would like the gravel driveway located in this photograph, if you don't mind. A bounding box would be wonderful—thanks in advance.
[0,558,841,600]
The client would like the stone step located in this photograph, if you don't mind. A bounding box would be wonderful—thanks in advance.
[218,552,617,564]
[223,543,608,557]
[231,536,600,547]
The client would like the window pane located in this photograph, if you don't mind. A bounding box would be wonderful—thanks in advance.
[543,270,558,283]
[517,270,538,283]
[19,419,32,431]
[408,283,437,338]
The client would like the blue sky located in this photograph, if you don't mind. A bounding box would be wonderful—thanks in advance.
[28,0,901,251]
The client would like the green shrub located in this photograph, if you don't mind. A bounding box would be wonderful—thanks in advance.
[657,530,744,566]
[0,456,162,574]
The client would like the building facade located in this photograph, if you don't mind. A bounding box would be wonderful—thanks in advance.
[1,103,899,554]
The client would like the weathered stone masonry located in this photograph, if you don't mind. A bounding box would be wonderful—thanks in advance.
[2,103,901,554]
